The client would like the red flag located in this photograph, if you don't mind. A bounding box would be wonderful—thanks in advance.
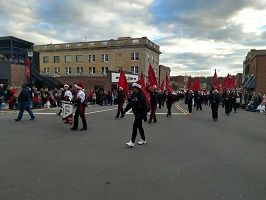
[213,69,219,89]
[118,68,129,96]
[165,74,173,94]
[187,76,192,90]
[137,73,151,111]
[25,58,31,81]
[193,78,200,91]
[160,79,164,91]
[148,64,158,88]
[222,73,235,90]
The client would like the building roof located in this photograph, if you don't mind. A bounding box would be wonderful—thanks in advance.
[0,36,34,45]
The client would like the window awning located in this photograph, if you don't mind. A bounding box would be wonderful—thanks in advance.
[243,74,255,89]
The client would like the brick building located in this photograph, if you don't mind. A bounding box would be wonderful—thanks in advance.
[159,65,171,85]
[0,36,34,87]
[243,49,266,94]
[34,37,161,90]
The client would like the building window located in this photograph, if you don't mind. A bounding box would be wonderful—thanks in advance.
[54,56,60,63]
[102,41,107,45]
[43,56,49,63]
[89,42,94,46]
[77,43,83,47]
[54,45,60,49]
[54,67,60,74]
[132,39,139,44]
[65,67,71,74]
[101,54,108,62]
[44,67,49,74]
[89,67,96,74]
[88,54,96,62]
[131,66,138,74]
[77,66,83,74]
[102,67,108,74]
[65,55,71,63]
[76,55,83,63]
[65,44,70,48]
[131,53,139,61]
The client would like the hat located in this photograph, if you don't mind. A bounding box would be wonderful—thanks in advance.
[64,84,69,88]
[132,83,141,89]
[152,85,157,89]
[119,86,123,90]
[75,82,84,90]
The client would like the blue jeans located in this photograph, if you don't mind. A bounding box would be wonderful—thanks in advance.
[16,101,35,120]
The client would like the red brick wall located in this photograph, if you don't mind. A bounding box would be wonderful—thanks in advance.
[55,76,111,91]
[256,56,266,95]
[10,64,26,87]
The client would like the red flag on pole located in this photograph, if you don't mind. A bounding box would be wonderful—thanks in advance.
[148,64,158,88]
[25,58,31,81]
[187,75,192,90]
[213,69,219,89]
[137,73,151,111]
[165,74,173,94]
[118,68,129,96]
[193,78,200,91]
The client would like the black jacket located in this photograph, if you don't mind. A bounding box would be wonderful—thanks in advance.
[18,87,32,102]
[210,93,220,105]
[124,91,147,120]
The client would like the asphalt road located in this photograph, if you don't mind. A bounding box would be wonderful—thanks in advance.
[0,102,266,200]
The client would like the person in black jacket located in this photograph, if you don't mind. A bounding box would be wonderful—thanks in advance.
[121,83,148,148]
[166,92,173,117]
[210,89,220,121]
[224,90,231,116]
[14,84,35,121]
[148,85,158,123]
[115,87,125,118]
[186,90,194,113]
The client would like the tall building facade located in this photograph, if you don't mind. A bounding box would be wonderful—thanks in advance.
[243,49,266,94]
[34,37,161,90]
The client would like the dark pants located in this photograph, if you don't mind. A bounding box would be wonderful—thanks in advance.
[73,104,87,129]
[187,100,193,113]
[167,102,172,116]
[211,103,219,120]
[225,102,231,115]
[116,103,124,117]
[196,102,202,111]
[149,106,157,122]
[158,99,162,109]
[131,117,145,143]
[231,102,237,113]
[16,101,35,120]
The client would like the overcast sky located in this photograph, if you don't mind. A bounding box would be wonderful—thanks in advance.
[1,0,266,76]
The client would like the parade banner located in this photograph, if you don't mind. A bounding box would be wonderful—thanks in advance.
[62,100,73,124]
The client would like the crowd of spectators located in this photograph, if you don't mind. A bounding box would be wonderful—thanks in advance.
[0,83,265,114]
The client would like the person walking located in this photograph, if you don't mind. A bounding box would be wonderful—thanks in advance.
[186,90,194,113]
[224,90,231,116]
[166,91,173,117]
[148,85,158,123]
[210,89,220,121]
[121,83,148,148]
[14,84,35,121]
[115,87,126,119]
[70,82,87,131]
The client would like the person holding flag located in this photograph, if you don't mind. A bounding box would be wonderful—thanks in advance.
[148,85,158,123]
[165,74,174,117]
[121,83,148,148]
[115,69,128,119]
[115,87,126,119]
